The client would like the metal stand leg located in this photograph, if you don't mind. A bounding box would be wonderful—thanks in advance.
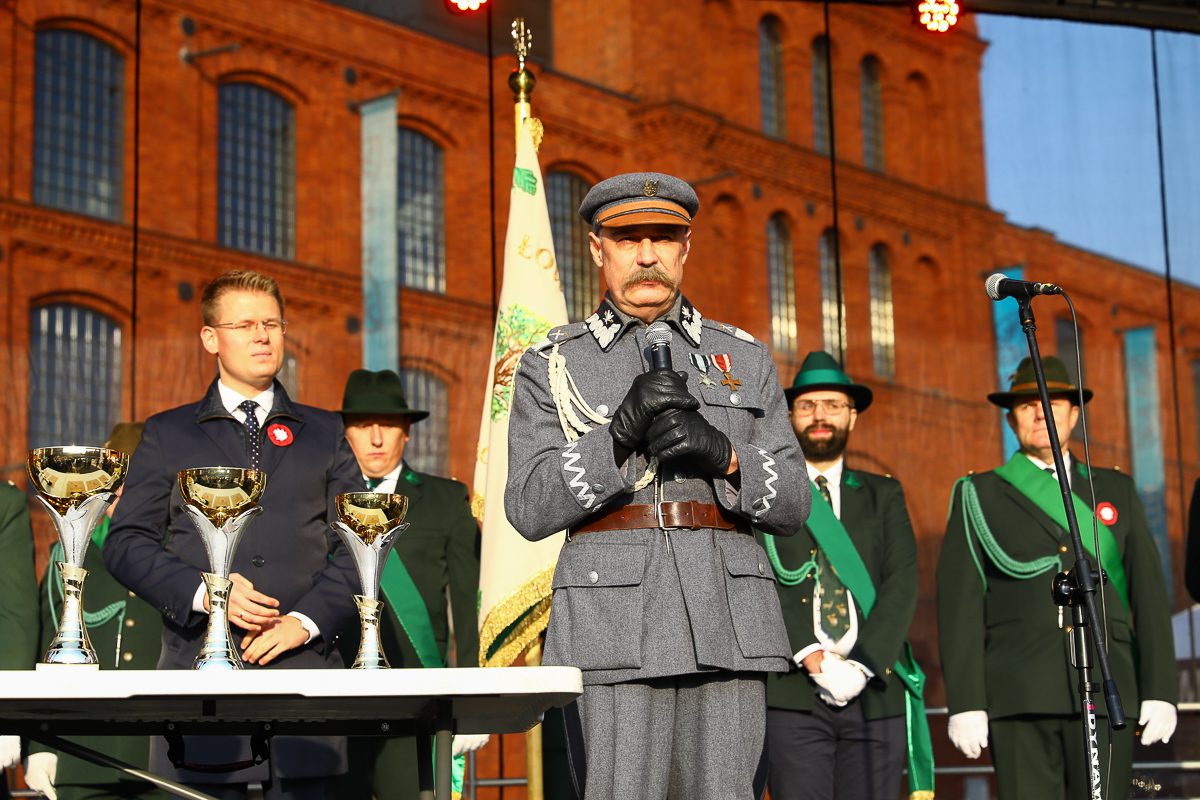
[416,721,434,800]
[435,700,453,800]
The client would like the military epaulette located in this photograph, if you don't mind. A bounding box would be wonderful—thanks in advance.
[702,318,758,345]
[530,321,590,353]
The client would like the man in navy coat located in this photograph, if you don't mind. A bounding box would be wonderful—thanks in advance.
[103,270,364,800]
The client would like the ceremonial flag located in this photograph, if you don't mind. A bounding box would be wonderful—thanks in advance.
[474,117,569,667]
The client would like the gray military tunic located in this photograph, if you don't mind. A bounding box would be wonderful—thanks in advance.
[505,292,809,687]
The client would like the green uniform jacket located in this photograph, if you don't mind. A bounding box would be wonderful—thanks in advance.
[762,469,919,720]
[937,459,1177,719]
[0,482,39,670]
[31,521,165,784]
[337,466,481,669]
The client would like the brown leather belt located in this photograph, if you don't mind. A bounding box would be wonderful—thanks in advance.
[571,502,750,534]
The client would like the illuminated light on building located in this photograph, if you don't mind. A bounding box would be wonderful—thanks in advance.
[445,0,487,12]
[917,0,959,32]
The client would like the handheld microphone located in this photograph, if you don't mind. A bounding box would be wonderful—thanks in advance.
[647,321,673,371]
[985,273,1063,301]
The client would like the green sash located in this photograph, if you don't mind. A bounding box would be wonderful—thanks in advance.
[765,480,934,799]
[992,453,1129,613]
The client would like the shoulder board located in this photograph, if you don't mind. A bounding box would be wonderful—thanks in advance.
[530,321,590,353]
[702,318,759,345]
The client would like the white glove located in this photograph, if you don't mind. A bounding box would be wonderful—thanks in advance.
[1138,700,1177,745]
[23,752,58,800]
[948,710,989,759]
[451,733,490,758]
[0,736,18,770]
[810,654,868,707]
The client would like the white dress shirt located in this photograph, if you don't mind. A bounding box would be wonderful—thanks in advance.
[191,380,318,644]
[365,462,405,494]
[1026,451,1074,489]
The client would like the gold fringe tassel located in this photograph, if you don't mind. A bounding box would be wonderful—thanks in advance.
[478,561,557,667]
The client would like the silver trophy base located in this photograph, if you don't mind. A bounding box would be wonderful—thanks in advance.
[43,562,100,666]
[193,572,243,670]
[351,596,390,670]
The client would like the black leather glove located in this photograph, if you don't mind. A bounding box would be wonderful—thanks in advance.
[645,409,733,475]
[609,370,699,451]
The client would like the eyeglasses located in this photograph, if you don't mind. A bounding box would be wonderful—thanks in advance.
[793,399,853,414]
[211,319,288,335]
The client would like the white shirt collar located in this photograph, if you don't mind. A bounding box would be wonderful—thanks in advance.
[806,457,844,486]
[1025,451,1073,486]
[218,380,274,423]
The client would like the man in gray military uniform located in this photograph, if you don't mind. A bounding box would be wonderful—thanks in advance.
[505,172,809,800]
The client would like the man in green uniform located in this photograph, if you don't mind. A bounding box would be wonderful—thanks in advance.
[0,474,39,798]
[24,422,166,800]
[334,369,484,800]
[938,356,1177,800]
[763,352,927,800]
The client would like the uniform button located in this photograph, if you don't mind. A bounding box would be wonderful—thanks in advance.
[252,556,265,567]
[129,591,136,597]
[1060,546,1068,553]
[122,652,133,662]
[801,597,808,604]
[730,394,741,405]
[675,473,686,483]
[590,483,604,494]
[753,498,765,509]
[596,405,609,416]
[885,667,892,675]
[125,619,135,628]
[758,563,765,575]
[587,571,598,584]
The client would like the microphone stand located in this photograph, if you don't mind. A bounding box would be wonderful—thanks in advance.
[1015,296,1125,800]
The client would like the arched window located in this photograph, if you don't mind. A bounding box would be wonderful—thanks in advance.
[218,83,295,258]
[547,172,596,322]
[767,214,796,353]
[812,36,831,156]
[33,30,124,221]
[861,56,884,172]
[868,244,895,379]
[397,129,447,294]
[28,304,122,450]
[400,369,449,477]
[819,229,845,363]
[759,17,785,138]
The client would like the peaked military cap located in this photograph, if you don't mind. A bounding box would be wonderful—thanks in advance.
[578,172,700,229]
[988,355,1092,408]
[338,369,430,422]
[784,350,873,412]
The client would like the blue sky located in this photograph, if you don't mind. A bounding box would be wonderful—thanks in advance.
[977,16,1200,286]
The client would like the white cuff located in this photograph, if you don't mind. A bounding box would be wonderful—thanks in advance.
[192,583,207,614]
[846,657,875,680]
[794,643,823,668]
[288,612,319,644]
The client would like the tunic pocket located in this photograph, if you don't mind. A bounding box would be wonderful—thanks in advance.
[547,542,647,670]
[720,537,792,659]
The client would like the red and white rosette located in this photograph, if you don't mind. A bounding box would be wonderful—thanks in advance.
[1096,502,1118,526]
[267,424,294,446]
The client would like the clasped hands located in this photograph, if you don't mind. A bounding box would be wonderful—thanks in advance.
[202,572,307,665]
[800,650,868,707]
[611,370,736,475]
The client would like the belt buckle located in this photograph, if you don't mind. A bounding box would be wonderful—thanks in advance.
[655,479,679,531]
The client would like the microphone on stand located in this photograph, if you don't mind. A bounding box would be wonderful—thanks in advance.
[647,321,673,371]
[985,273,1063,301]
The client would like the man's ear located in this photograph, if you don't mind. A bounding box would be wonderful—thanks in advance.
[200,327,220,356]
[847,408,858,433]
[589,231,604,269]
[681,228,691,264]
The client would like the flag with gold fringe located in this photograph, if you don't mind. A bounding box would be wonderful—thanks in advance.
[474,117,568,667]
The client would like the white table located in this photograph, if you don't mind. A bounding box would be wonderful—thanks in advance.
[0,667,582,800]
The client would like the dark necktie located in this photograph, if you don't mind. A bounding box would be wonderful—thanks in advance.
[815,475,851,640]
[238,400,261,469]
[366,477,383,491]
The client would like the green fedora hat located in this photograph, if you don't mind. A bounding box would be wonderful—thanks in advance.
[988,355,1092,408]
[784,351,873,412]
[338,369,429,422]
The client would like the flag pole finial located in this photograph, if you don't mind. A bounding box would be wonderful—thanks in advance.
[509,18,538,147]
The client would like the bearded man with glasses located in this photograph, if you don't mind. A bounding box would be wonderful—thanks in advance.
[103,270,365,800]
[762,350,927,800]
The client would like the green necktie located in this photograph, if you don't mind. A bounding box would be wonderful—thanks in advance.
[815,475,851,641]
[366,476,383,491]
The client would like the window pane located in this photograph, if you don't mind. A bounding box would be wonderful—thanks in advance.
[869,244,895,379]
[397,129,447,294]
[547,172,596,322]
[759,18,785,138]
[400,370,449,477]
[767,214,796,353]
[812,37,831,156]
[218,83,296,258]
[33,30,124,221]
[28,304,123,450]
[861,57,885,172]
[819,229,845,363]
[1056,317,1085,388]
[278,350,299,401]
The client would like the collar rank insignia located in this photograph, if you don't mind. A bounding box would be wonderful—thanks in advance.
[585,302,622,350]
[679,298,703,345]
[643,179,659,197]
[689,353,715,386]
[709,354,741,391]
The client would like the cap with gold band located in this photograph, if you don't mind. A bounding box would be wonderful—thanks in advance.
[579,172,700,229]
[987,355,1092,408]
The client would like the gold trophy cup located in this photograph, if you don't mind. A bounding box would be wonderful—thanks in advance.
[331,493,409,669]
[178,467,267,670]
[27,446,129,668]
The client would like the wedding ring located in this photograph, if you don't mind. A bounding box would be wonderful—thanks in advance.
[239,610,246,620]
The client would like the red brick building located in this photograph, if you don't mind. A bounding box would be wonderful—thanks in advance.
[3,0,1199,791]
